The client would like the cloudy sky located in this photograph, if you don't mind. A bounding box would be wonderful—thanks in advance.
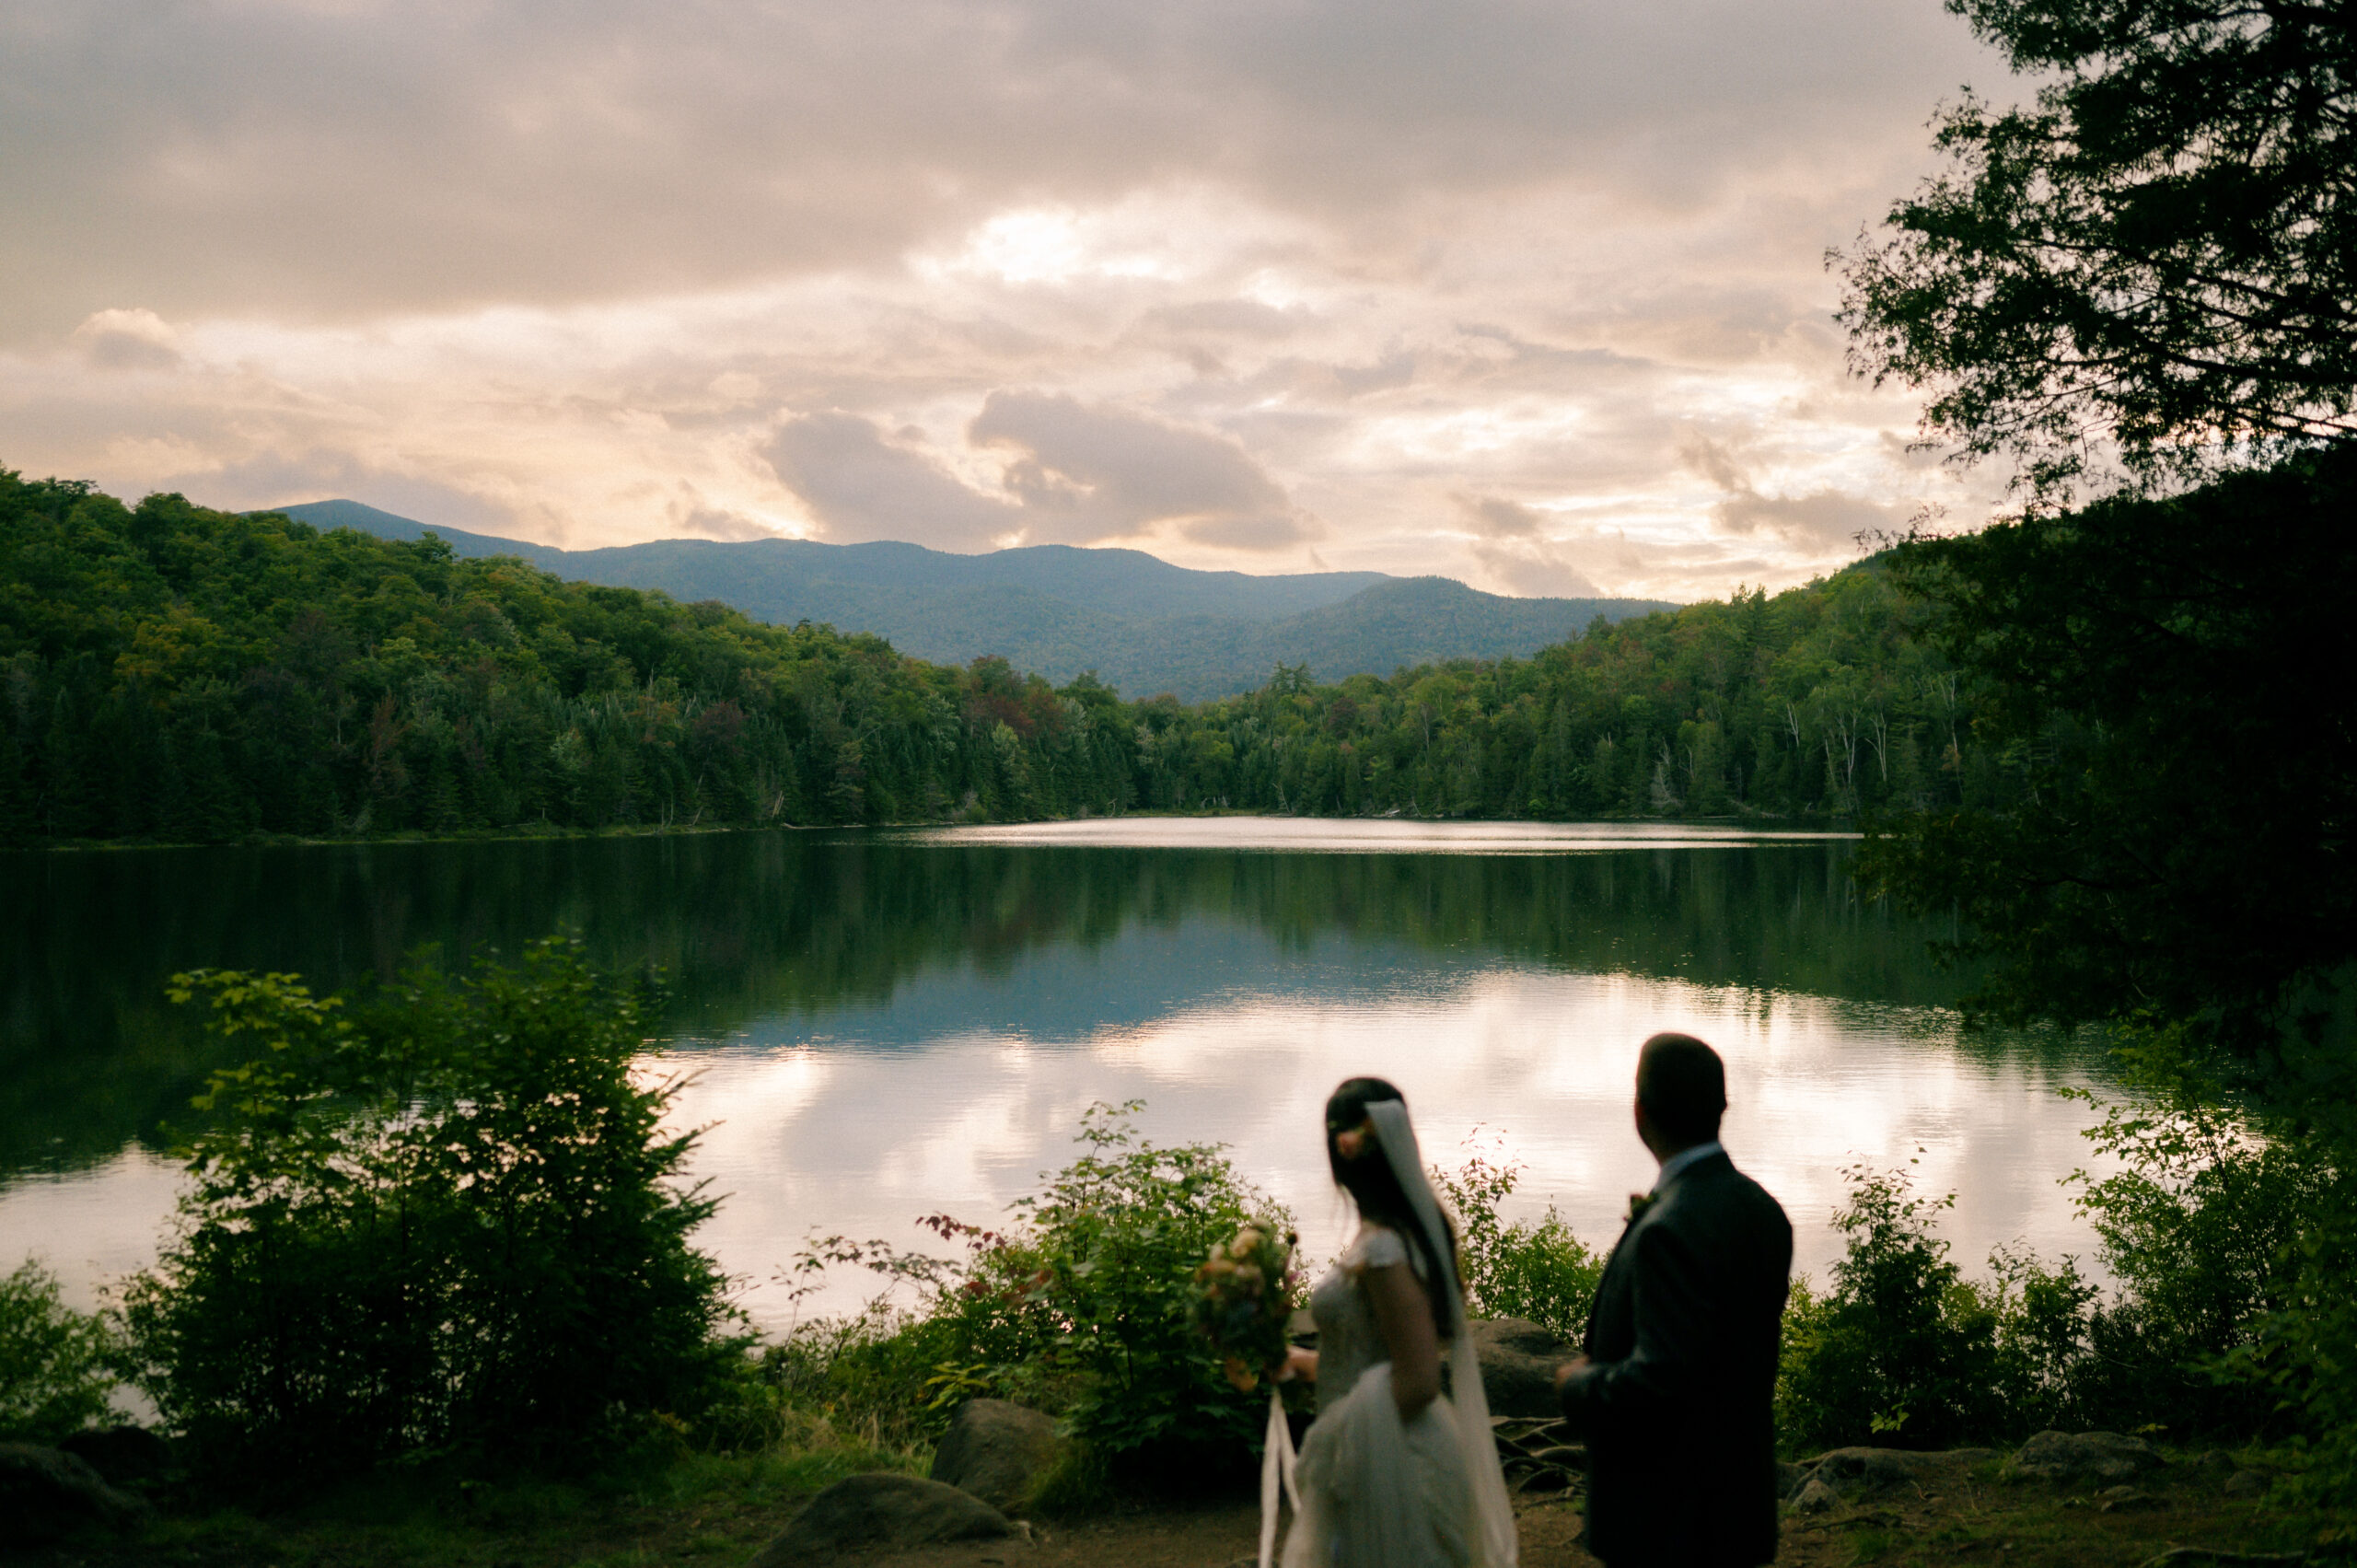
[0,0,2019,601]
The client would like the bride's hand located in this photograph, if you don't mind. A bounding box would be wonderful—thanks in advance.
[1277,1346,1318,1383]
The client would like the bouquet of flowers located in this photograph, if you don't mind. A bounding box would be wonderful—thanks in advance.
[1189,1222,1299,1389]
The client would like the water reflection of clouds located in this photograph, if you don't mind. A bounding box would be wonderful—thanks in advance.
[668,964,2114,1330]
[0,1149,184,1312]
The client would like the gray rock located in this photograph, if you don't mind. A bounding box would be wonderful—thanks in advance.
[749,1472,1015,1566]
[1810,1446,1993,1498]
[929,1399,1060,1513]
[0,1442,150,1546]
[2008,1430,2164,1484]
[1469,1318,1575,1418]
[57,1425,173,1487]
[1792,1478,1838,1514]
[2223,1468,2273,1499]
[1776,1461,1812,1501]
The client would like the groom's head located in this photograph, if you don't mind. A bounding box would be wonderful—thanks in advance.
[1634,1032,1725,1157]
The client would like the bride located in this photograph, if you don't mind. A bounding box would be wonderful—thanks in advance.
[1260,1076,1517,1568]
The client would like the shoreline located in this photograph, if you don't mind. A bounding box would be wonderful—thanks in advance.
[5,807,1860,856]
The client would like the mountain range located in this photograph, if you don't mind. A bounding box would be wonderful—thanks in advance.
[271,499,1676,702]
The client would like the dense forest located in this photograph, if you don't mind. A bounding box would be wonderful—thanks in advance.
[0,474,1134,842]
[0,470,1989,844]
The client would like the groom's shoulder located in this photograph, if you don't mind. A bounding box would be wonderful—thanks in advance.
[1689,1156,1793,1232]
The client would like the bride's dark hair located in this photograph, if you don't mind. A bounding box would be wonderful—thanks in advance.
[1325,1076,1459,1336]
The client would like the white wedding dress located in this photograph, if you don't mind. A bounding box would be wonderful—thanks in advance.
[1282,1225,1477,1568]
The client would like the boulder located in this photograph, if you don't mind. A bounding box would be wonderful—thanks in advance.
[2007,1431,2164,1485]
[1792,1478,1838,1514]
[1775,1461,1811,1501]
[57,1425,173,1487]
[2223,1468,2272,1499]
[1810,1446,1992,1499]
[0,1443,149,1546]
[1469,1318,1575,1418]
[749,1472,1015,1567]
[928,1400,1060,1513]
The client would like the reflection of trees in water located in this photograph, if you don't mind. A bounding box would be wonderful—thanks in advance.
[2,833,2011,1175]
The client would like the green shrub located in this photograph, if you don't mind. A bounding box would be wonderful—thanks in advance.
[2067,1090,2323,1438]
[787,1102,1291,1481]
[0,1258,119,1441]
[1014,1104,1292,1466]
[1776,1163,2095,1452]
[121,939,740,1478]
[1437,1155,1604,1342]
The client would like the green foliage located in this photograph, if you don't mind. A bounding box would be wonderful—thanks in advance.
[2067,1087,2326,1436]
[1839,0,2357,493]
[1132,563,1999,822]
[986,1104,1294,1464]
[0,473,1139,845]
[1857,452,2357,1078]
[120,939,740,1478]
[1436,1155,1604,1343]
[716,1306,972,1457]
[0,465,2021,843]
[0,1258,120,1442]
[790,1104,1292,1480]
[1777,1163,2095,1452]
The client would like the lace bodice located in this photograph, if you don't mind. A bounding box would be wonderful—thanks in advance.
[1308,1225,1422,1411]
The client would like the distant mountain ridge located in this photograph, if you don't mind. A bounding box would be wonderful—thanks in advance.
[268,499,1677,700]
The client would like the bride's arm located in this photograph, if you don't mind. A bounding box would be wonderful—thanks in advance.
[1364,1263,1442,1420]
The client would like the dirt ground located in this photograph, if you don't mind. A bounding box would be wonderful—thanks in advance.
[9,1446,2311,1568]
[852,1464,2303,1568]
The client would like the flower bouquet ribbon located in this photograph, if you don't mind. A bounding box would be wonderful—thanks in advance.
[1188,1223,1301,1568]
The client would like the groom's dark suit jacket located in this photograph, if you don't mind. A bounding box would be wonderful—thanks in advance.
[1558,1150,1792,1568]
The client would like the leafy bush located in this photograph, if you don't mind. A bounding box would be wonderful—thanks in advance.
[121,939,740,1477]
[1777,1163,2095,1453]
[789,1103,1292,1482]
[0,1258,119,1442]
[2067,1090,2323,1437]
[1437,1155,1604,1342]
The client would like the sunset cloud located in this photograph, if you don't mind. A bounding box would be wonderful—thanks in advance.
[0,0,2018,601]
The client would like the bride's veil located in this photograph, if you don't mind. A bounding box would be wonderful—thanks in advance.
[1364,1098,1520,1568]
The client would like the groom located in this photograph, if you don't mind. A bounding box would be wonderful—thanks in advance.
[1554,1032,1793,1568]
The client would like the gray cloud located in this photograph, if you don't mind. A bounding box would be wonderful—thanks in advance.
[73,309,181,372]
[1680,432,1899,549]
[0,0,2015,599]
[1714,489,1898,549]
[1452,495,1604,597]
[1469,540,1606,598]
[0,0,1999,340]
[970,391,1314,549]
[761,395,1316,552]
[764,413,1016,550]
[1455,494,1545,540]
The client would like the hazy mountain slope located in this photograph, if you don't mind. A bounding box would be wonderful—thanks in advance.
[269,501,1385,621]
[267,499,1676,699]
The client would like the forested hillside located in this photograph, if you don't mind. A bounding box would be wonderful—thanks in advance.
[0,475,1136,841]
[279,498,1675,700]
[1,470,1989,843]
[1137,563,1977,819]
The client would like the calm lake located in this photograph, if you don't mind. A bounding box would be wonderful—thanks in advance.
[1,819,2112,1326]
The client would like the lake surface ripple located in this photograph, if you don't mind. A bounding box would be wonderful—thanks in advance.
[1,819,2110,1321]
